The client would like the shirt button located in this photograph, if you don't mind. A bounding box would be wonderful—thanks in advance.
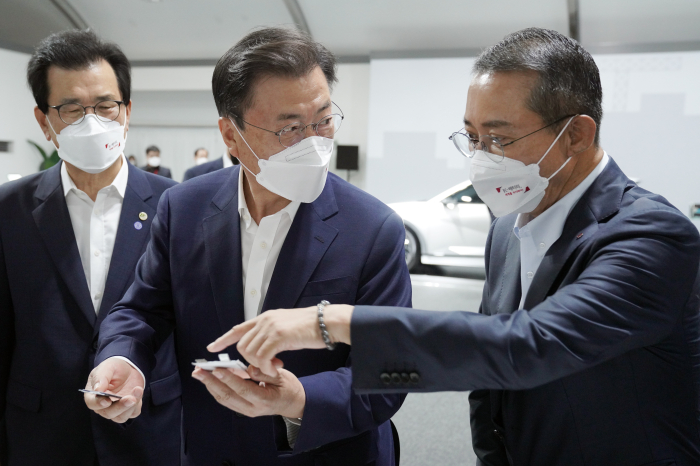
[94,250,100,257]
[94,292,102,299]
[250,289,257,296]
[260,242,267,249]
[527,271,534,279]
[539,242,546,248]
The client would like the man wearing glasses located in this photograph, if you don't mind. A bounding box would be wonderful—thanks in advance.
[0,31,181,465]
[85,27,410,466]
[209,28,700,465]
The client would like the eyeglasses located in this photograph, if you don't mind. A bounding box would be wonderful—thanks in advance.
[48,100,124,126]
[233,102,344,148]
[449,115,575,163]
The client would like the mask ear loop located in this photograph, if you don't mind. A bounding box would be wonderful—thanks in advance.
[229,118,261,177]
[534,115,577,181]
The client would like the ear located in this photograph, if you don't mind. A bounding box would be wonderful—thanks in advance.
[34,106,53,142]
[566,115,596,157]
[124,100,132,133]
[218,117,241,159]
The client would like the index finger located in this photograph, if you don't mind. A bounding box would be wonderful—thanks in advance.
[207,320,256,353]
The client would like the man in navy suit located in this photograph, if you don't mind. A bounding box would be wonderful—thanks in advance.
[182,149,238,182]
[85,27,410,465]
[0,30,181,465]
[212,28,700,466]
[142,145,172,179]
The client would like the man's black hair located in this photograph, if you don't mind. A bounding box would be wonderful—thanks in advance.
[212,26,337,129]
[27,29,131,114]
[473,27,603,144]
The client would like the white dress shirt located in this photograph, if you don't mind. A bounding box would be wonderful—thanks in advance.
[222,153,234,169]
[238,170,303,446]
[238,170,301,321]
[61,155,129,313]
[513,152,609,308]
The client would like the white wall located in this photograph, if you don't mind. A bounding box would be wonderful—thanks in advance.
[365,52,700,215]
[0,48,50,183]
[0,57,371,184]
[129,63,371,184]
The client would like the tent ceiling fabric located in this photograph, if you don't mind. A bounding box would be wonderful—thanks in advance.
[1,0,699,60]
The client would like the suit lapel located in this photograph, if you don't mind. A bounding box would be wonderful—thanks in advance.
[203,168,245,334]
[32,163,96,327]
[523,206,598,309]
[498,227,522,314]
[522,157,629,310]
[262,179,339,312]
[96,165,156,329]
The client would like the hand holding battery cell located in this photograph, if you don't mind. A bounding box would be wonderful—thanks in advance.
[83,357,145,423]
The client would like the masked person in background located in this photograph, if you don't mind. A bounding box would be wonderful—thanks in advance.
[209,28,700,466]
[0,30,181,466]
[85,27,411,466]
[183,147,239,182]
[142,145,172,179]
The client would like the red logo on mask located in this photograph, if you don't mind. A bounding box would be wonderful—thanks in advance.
[105,144,108,148]
[496,187,501,193]
[525,187,530,192]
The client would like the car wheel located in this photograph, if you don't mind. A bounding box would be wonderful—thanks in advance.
[404,227,421,272]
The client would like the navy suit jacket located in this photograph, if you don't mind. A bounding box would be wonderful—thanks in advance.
[142,165,172,179]
[350,158,700,466]
[0,162,182,466]
[183,157,224,182]
[96,167,412,466]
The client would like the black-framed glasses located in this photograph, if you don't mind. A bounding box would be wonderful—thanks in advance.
[233,102,344,148]
[48,100,124,125]
[449,114,576,163]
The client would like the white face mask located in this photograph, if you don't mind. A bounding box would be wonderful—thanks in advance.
[48,113,126,174]
[147,156,161,168]
[195,156,209,166]
[230,119,333,203]
[469,116,575,218]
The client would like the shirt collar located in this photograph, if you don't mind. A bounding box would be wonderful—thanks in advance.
[237,168,300,229]
[60,154,129,199]
[223,153,234,169]
[514,151,610,241]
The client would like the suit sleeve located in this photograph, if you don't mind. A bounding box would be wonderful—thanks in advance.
[95,189,176,383]
[293,211,411,452]
[0,231,14,464]
[349,207,700,393]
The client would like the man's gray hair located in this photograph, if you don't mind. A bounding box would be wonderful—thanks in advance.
[473,27,603,144]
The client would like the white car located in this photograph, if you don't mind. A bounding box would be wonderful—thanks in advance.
[389,180,492,274]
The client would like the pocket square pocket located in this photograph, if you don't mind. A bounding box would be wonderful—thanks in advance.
[7,379,42,412]
[299,275,356,299]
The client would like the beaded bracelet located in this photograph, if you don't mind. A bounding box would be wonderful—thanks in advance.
[317,300,336,350]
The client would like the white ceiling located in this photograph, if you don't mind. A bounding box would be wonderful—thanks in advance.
[1,0,700,63]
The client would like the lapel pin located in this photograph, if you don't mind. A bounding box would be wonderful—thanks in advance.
[134,221,143,230]
[139,212,148,221]
[576,232,584,239]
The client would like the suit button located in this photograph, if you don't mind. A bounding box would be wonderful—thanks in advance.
[409,372,421,384]
[400,373,410,384]
[390,372,401,384]
[380,373,391,385]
